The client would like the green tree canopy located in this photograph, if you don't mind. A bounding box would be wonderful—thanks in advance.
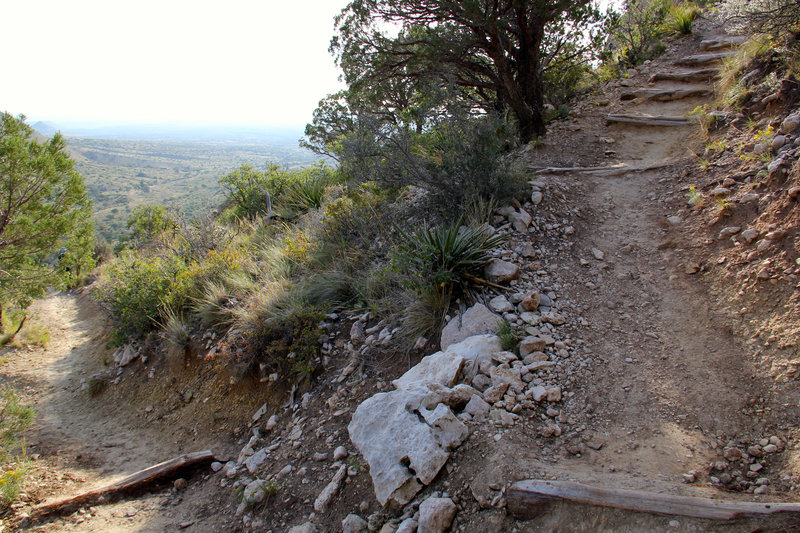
[328,0,603,143]
[0,113,95,307]
[127,204,177,242]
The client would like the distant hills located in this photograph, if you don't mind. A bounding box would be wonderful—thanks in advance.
[28,120,306,146]
[31,121,58,136]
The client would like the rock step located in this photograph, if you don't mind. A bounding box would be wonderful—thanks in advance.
[700,36,747,51]
[620,87,712,102]
[606,113,693,127]
[674,51,734,67]
[649,68,720,83]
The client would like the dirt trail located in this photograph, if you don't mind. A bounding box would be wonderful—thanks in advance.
[1,293,236,532]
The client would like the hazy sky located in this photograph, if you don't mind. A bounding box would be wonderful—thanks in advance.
[4,0,619,129]
[3,0,349,127]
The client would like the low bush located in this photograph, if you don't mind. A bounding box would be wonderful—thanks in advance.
[0,388,34,506]
[96,251,193,341]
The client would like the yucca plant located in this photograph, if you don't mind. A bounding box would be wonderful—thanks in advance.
[393,218,506,295]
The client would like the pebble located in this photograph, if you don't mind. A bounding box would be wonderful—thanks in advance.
[333,446,349,461]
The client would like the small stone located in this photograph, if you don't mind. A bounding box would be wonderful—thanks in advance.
[342,514,368,533]
[418,497,457,533]
[483,383,510,404]
[719,226,741,240]
[210,461,223,472]
[545,386,562,402]
[723,447,742,461]
[489,295,514,314]
[754,485,769,495]
[763,444,778,454]
[773,135,787,149]
[265,414,278,431]
[396,518,418,533]
[520,292,541,311]
[741,228,759,244]
[591,248,605,261]
[711,187,731,197]
[465,394,491,419]
[243,479,268,505]
[333,446,349,461]
[667,215,681,225]
[173,478,188,491]
[484,259,520,284]
[685,262,701,275]
[781,115,800,134]
[313,452,328,462]
[531,191,543,205]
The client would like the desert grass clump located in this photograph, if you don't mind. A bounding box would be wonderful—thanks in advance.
[668,2,701,34]
[497,319,522,352]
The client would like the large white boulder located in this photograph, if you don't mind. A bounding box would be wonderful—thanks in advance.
[348,386,468,507]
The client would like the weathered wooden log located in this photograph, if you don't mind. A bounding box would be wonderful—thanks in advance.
[34,450,215,518]
[621,87,712,102]
[649,68,719,83]
[675,52,734,67]
[508,480,800,521]
[606,114,692,126]
[528,163,671,176]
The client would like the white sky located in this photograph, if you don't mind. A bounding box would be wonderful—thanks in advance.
[2,0,349,127]
[3,0,620,129]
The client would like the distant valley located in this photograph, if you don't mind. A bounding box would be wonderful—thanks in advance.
[34,123,323,240]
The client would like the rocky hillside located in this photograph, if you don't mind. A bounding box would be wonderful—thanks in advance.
[5,10,800,533]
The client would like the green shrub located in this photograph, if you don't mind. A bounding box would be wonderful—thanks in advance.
[96,251,193,341]
[603,0,673,68]
[0,388,34,506]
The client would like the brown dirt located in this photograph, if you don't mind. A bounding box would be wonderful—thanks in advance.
[2,14,800,533]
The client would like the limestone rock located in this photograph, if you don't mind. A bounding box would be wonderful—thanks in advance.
[418,497,457,533]
[484,259,520,284]
[531,191,543,205]
[114,344,139,366]
[348,387,468,507]
[393,350,465,390]
[440,305,500,350]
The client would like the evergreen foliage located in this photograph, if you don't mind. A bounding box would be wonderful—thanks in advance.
[0,113,94,307]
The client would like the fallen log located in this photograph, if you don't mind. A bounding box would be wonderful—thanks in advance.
[33,450,215,518]
[649,69,719,83]
[675,52,733,67]
[528,163,671,176]
[621,87,712,102]
[508,480,800,521]
[606,114,692,127]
